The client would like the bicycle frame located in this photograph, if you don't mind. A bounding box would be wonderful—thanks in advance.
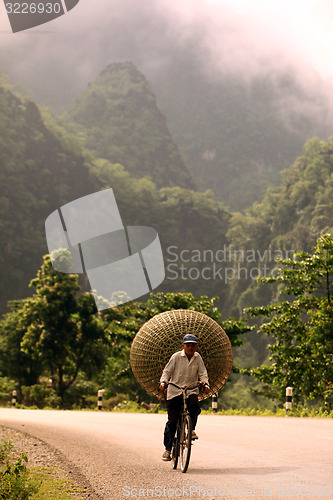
[166,381,201,473]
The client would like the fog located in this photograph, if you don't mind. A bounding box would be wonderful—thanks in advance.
[1,0,333,111]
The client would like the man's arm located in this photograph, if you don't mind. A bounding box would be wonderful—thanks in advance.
[159,353,175,391]
[197,355,210,394]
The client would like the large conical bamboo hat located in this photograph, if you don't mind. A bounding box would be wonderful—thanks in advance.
[130,309,233,400]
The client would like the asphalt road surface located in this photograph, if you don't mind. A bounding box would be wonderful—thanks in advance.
[0,409,332,500]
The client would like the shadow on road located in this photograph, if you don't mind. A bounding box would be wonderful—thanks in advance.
[186,466,299,475]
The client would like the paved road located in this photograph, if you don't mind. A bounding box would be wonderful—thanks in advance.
[0,409,332,499]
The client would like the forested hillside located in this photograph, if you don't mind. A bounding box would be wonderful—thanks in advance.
[0,71,232,313]
[1,0,332,213]
[57,61,333,319]
[224,137,333,316]
[61,59,333,214]
[0,75,98,309]
[1,65,333,410]
[62,62,194,190]
[1,64,332,322]
[152,60,333,210]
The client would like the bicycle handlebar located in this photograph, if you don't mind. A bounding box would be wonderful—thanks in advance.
[164,381,204,391]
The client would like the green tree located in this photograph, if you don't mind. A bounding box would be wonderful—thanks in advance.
[0,298,43,388]
[8,254,109,405]
[243,234,333,408]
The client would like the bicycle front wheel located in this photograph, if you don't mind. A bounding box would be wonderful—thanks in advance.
[171,427,180,470]
[180,414,192,473]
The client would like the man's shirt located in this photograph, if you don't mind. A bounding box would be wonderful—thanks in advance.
[160,350,209,400]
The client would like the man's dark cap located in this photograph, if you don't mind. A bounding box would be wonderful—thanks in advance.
[183,334,198,344]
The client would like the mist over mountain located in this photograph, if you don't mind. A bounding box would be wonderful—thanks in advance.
[152,58,333,209]
[1,0,333,209]
[2,0,333,108]
[61,56,333,209]
[62,62,194,190]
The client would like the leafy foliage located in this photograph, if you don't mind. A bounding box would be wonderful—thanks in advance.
[243,234,333,408]
[0,253,247,406]
[0,440,39,498]
[0,254,110,405]
[233,137,333,252]
[0,298,43,387]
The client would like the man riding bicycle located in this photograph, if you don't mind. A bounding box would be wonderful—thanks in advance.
[159,333,210,461]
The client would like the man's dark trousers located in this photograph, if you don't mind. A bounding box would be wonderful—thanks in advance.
[164,394,201,451]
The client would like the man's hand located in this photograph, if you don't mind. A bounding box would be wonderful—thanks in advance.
[202,384,210,395]
[159,383,167,392]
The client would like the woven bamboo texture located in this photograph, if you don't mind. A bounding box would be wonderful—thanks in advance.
[130,309,233,400]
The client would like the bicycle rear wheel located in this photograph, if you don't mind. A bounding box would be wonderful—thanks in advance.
[171,424,180,469]
[180,414,192,473]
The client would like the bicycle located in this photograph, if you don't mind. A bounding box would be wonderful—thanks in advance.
[166,382,202,473]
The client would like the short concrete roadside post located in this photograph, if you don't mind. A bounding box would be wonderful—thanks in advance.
[98,389,105,411]
[285,387,293,415]
[212,394,218,413]
[12,390,17,408]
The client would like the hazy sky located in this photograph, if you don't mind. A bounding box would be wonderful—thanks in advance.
[159,0,333,78]
[211,0,333,78]
[1,0,333,107]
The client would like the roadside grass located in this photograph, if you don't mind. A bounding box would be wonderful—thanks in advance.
[0,438,87,499]
[29,466,87,499]
[0,438,39,499]
[2,401,333,417]
[202,407,333,418]
[105,400,333,417]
